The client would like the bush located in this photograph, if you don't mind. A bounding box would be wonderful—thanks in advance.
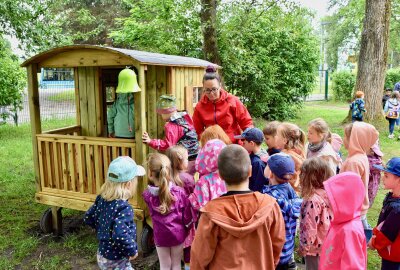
[331,71,356,102]
[385,68,400,89]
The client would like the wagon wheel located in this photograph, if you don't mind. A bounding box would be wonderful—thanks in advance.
[40,208,53,234]
[141,223,155,255]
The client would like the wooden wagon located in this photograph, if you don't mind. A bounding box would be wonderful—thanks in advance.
[21,45,219,250]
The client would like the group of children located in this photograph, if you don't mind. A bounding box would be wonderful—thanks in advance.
[86,92,400,270]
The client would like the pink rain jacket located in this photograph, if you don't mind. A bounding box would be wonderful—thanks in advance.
[319,172,367,270]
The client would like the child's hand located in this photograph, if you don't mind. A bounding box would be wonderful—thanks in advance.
[142,132,151,144]
[368,235,376,250]
[108,132,115,138]
[129,253,138,261]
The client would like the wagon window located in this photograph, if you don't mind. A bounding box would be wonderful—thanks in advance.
[193,86,203,106]
[106,86,116,104]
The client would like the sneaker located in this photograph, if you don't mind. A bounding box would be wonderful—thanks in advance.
[389,134,394,139]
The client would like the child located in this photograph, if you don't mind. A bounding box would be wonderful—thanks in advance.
[234,127,269,192]
[341,121,379,230]
[369,157,400,270]
[263,121,281,156]
[350,90,366,122]
[188,139,227,219]
[142,95,199,173]
[298,158,334,270]
[306,118,339,175]
[384,91,400,139]
[383,88,392,109]
[107,68,140,138]
[367,142,383,208]
[190,145,285,269]
[319,172,367,270]
[143,153,192,270]
[199,124,232,147]
[263,153,303,270]
[84,156,145,270]
[330,133,343,173]
[274,122,306,192]
[166,146,195,268]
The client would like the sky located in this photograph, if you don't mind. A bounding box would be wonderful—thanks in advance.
[296,0,331,19]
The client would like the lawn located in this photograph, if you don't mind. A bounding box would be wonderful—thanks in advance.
[47,90,75,102]
[0,101,398,269]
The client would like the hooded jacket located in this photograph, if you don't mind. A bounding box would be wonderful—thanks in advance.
[192,89,253,143]
[371,192,400,262]
[319,172,367,270]
[190,192,285,270]
[340,121,379,215]
[188,139,227,216]
[107,93,135,138]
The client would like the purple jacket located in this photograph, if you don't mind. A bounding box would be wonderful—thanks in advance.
[143,184,192,247]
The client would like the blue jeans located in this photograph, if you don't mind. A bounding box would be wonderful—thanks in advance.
[388,118,397,134]
[381,259,400,270]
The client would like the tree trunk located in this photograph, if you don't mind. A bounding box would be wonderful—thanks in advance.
[354,0,391,122]
[200,0,221,65]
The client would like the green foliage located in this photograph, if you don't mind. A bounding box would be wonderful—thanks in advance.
[0,37,26,111]
[385,68,400,89]
[331,70,356,101]
[220,3,319,120]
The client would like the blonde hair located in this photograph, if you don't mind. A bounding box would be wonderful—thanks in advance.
[277,122,306,153]
[344,123,353,141]
[166,145,187,187]
[200,125,232,147]
[300,158,333,199]
[147,153,175,215]
[100,178,136,201]
[263,121,281,136]
[308,118,332,143]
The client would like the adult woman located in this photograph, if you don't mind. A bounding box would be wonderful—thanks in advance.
[192,66,253,143]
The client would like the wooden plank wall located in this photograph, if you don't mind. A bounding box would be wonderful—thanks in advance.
[76,67,103,137]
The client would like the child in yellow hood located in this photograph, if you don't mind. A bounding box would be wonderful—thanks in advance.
[341,121,379,231]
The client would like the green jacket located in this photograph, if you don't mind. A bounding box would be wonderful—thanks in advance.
[107,93,135,138]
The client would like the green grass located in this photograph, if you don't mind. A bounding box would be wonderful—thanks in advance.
[0,103,398,269]
[47,90,75,102]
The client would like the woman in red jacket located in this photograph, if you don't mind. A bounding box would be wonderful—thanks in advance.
[193,66,253,144]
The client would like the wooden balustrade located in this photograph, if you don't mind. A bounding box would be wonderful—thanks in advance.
[35,134,138,211]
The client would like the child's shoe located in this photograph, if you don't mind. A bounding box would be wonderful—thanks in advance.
[389,134,394,139]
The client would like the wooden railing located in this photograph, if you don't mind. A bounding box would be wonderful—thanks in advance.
[35,133,138,211]
[43,125,82,136]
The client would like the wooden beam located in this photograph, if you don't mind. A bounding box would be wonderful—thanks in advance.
[27,64,42,192]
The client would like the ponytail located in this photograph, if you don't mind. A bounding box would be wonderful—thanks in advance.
[166,146,187,187]
[279,122,306,153]
[203,65,221,83]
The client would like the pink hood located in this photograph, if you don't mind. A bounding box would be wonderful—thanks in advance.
[324,172,365,224]
[195,139,226,176]
[319,172,367,270]
[347,122,379,156]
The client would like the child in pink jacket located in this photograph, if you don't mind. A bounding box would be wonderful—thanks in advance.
[188,139,227,220]
[319,172,367,270]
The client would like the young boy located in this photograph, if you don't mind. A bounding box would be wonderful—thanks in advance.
[263,153,302,270]
[383,88,393,109]
[190,145,285,270]
[350,90,366,122]
[263,121,281,156]
[234,127,269,192]
[369,157,400,270]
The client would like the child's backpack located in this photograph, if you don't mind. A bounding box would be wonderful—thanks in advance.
[386,100,400,119]
[350,100,363,119]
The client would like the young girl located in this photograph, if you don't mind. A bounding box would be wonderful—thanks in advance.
[142,95,199,174]
[143,153,192,270]
[369,157,400,270]
[199,124,232,147]
[166,146,195,268]
[341,122,379,230]
[274,122,306,192]
[84,156,145,270]
[367,142,383,208]
[188,139,227,219]
[306,118,339,175]
[299,158,334,270]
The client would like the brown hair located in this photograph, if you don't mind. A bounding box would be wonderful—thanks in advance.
[263,121,281,136]
[300,158,333,199]
[166,146,187,187]
[147,153,175,215]
[344,123,353,141]
[218,145,251,184]
[308,118,332,143]
[200,125,232,147]
[355,91,364,98]
[277,122,306,153]
[203,65,221,83]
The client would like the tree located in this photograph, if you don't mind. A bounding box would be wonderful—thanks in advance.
[355,0,391,122]
[200,0,221,64]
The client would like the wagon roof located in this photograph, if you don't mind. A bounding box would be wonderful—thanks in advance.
[21,44,221,68]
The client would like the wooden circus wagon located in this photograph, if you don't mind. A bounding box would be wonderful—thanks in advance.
[21,45,219,250]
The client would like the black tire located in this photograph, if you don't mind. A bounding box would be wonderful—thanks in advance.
[141,223,155,255]
[40,208,53,234]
